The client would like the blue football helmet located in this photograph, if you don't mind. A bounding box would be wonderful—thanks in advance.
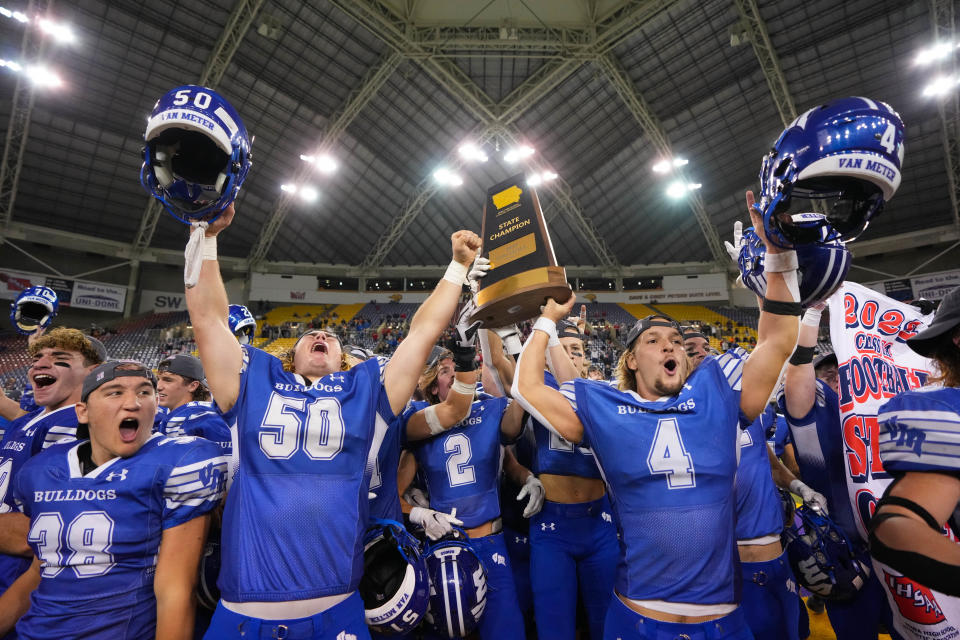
[359,520,430,635]
[423,530,487,638]
[141,85,252,224]
[738,222,850,308]
[758,96,904,247]
[227,304,256,344]
[783,505,870,601]
[10,286,58,335]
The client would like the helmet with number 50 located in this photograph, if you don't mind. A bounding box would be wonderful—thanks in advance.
[757,96,904,247]
[10,286,59,335]
[141,85,252,224]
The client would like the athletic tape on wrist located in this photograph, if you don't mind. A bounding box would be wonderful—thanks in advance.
[789,345,815,366]
[424,404,444,435]
[764,250,798,272]
[203,234,218,260]
[533,316,559,346]
[443,260,469,286]
[762,298,803,316]
[802,308,823,327]
[451,379,476,396]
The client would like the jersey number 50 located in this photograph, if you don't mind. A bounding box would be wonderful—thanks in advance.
[259,393,345,460]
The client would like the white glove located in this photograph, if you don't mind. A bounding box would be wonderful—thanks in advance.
[467,255,490,295]
[409,506,463,541]
[517,475,545,518]
[453,298,482,349]
[184,222,210,288]
[403,486,431,509]
[368,491,377,500]
[494,324,522,356]
[790,479,829,514]
[723,220,744,264]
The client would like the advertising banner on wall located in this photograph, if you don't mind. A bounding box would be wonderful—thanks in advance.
[0,270,46,300]
[138,290,188,313]
[71,281,126,312]
[910,269,960,301]
[44,277,74,306]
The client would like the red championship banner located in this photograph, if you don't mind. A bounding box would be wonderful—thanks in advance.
[828,282,960,638]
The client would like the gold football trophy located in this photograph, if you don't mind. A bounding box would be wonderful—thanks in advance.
[472,173,571,327]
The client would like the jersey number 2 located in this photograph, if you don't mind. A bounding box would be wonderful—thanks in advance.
[647,417,696,489]
[259,393,345,460]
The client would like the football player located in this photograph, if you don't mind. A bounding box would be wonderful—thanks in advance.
[402,304,528,638]
[779,304,903,639]
[0,329,106,604]
[872,286,960,596]
[155,354,231,455]
[185,203,479,639]
[0,360,226,638]
[513,194,798,639]
[521,319,618,640]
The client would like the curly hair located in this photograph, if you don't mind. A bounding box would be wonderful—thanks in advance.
[28,327,103,366]
[929,326,960,388]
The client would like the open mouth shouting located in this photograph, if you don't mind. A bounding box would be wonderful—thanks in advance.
[311,341,328,355]
[32,372,57,389]
[118,417,140,443]
[662,357,679,377]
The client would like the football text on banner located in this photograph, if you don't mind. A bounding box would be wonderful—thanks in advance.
[828,281,960,639]
[71,281,126,313]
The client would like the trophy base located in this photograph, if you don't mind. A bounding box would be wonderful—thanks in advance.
[472,266,571,327]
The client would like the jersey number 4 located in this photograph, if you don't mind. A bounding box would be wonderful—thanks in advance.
[647,417,696,489]
[259,393,345,460]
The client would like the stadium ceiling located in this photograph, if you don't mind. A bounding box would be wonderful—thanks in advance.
[0,0,957,279]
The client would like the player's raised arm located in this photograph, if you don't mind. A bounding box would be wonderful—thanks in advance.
[383,230,480,415]
[739,192,800,421]
[155,514,210,640]
[184,205,243,413]
[781,302,825,420]
[513,294,585,444]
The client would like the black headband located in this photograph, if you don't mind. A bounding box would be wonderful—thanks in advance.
[626,315,682,348]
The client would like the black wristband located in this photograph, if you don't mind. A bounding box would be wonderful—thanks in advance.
[789,345,816,366]
[762,298,803,316]
[448,344,477,372]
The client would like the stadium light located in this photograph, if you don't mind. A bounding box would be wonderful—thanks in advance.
[280,184,297,194]
[504,145,535,163]
[458,142,488,162]
[527,170,558,186]
[666,181,701,199]
[25,65,61,87]
[652,157,688,174]
[300,153,338,174]
[37,17,76,44]
[0,7,28,22]
[299,186,318,202]
[0,58,22,71]
[433,168,463,187]
[915,42,957,66]
[922,75,959,98]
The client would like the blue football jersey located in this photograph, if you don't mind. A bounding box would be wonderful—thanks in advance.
[735,406,784,541]
[532,371,601,479]
[219,346,394,602]
[19,383,38,413]
[0,405,79,595]
[368,410,405,523]
[877,386,960,474]
[777,380,859,540]
[563,353,744,605]
[766,411,791,457]
[155,401,232,456]
[407,396,510,528]
[13,434,226,640]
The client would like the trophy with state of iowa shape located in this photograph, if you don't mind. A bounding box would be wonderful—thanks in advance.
[471,173,571,327]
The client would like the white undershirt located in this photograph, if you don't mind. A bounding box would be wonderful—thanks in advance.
[222,592,351,619]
